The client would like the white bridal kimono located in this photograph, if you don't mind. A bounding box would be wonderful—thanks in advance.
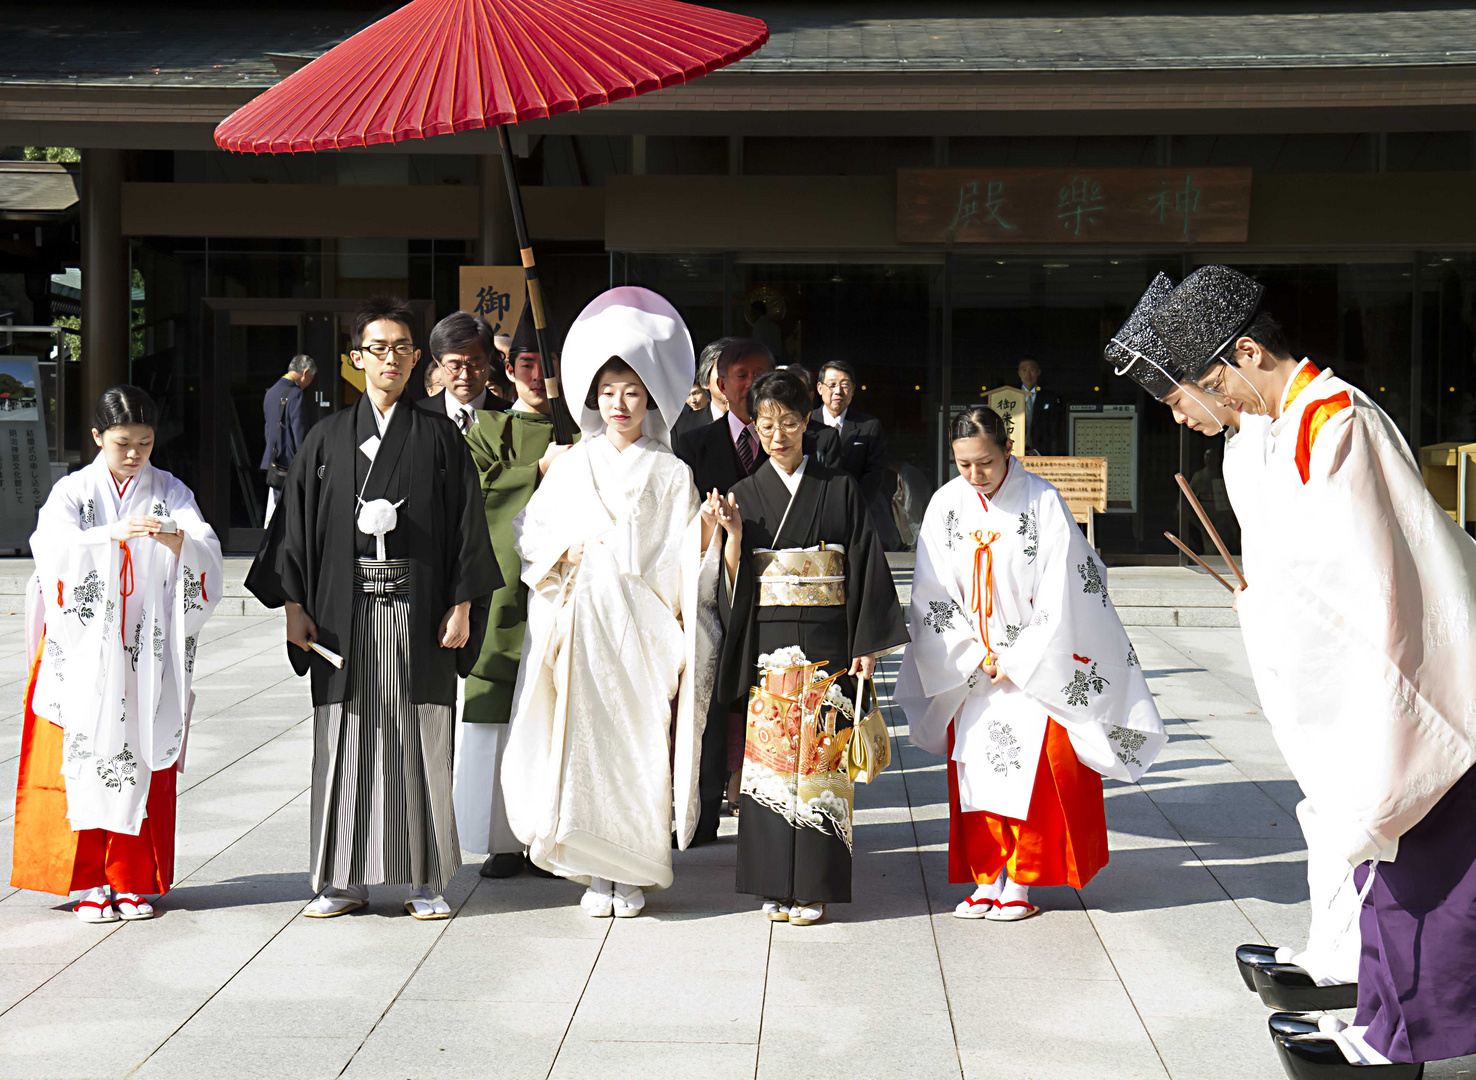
[28,456,222,834]
[1237,361,1476,867]
[501,434,721,888]
[895,464,1164,815]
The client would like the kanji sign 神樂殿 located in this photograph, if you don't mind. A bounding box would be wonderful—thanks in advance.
[897,168,1252,244]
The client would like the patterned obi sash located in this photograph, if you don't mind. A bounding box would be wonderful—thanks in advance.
[752,545,846,607]
[355,558,410,603]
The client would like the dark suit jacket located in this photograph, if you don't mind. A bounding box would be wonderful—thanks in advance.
[811,407,885,500]
[417,390,511,429]
[1023,388,1067,456]
[677,415,844,497]
[671,402,718,445]
[676,416,753,497]
[262,377,312,471]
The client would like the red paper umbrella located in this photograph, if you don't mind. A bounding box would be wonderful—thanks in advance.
[216,1,767,442]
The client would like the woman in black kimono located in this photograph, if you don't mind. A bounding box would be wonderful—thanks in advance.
[712,370,908,926]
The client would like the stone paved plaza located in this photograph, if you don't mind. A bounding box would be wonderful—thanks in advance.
[0,608,1472,1080]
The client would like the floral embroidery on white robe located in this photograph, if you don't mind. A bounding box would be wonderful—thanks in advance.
[895,463,1165,817]
[28,455,221,834]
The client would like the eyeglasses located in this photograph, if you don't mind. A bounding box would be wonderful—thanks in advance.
[356,343,416,358]
[755,417,806,437]
[1200,364,1231,399]
[440,358,486,375]
[822,380,854,393]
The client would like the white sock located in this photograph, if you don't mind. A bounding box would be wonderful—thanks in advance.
[971,877,1004,901]
[998,872,1030,908]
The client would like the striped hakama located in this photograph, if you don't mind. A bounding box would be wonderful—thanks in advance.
[309,559,460,893]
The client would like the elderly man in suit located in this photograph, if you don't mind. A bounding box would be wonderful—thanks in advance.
[671,336,735,444]
[262,353,317,525]
[417,311,506,432]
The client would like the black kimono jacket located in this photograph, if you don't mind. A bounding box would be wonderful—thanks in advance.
[246,393,500,707]
[716,457,909,707]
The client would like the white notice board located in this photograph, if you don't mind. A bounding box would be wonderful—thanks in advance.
[1069,405,1137,511]
[0,358,53,549]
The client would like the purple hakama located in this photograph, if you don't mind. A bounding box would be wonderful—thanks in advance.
[1355,765,1476,1064]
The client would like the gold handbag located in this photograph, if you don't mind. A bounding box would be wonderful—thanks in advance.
[845,676,892,784]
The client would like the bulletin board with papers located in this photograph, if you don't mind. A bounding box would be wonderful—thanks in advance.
[1069,405,1137,511]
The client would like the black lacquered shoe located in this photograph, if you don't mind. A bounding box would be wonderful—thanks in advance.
[1269,1012,1324,1039]
[480,852,524,878]
[1271,1033,1423,1079]
[524,853,556,879]
[1238,943,1281,990]
[1253,963,1359,1012]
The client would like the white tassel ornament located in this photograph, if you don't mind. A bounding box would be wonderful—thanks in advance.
[356,498,403,561]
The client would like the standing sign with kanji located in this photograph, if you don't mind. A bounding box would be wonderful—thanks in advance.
[0,357,53,550]
[458,267,528,338]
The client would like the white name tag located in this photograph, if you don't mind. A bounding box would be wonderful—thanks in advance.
[359,435,381,462]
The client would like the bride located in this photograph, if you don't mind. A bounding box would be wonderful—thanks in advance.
[501,287,722,918]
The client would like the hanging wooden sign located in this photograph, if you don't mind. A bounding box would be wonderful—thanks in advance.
[458,266,528,337]
[898,168,1252,244]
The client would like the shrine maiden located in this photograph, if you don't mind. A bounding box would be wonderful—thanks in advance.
[895,407,1164,921]
[13,386,221,921]
[501,287,722,919]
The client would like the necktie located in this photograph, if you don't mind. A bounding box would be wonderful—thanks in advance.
[457,407,471,434]
[737,427,755,474]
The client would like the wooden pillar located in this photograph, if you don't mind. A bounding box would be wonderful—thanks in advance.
[478,154,517,267]
[81,148,128,412]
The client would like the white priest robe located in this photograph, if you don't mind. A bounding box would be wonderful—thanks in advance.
[501,434,721,888]
[1236,360,1476,867]
[895,462,1165,814]
[28,456,222,834]
[1221,411,1361,984]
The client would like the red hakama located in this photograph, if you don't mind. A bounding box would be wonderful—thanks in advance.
[947,717,1107,889]
[10,640,175,896]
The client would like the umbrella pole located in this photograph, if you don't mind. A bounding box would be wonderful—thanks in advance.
[497,124,576,445]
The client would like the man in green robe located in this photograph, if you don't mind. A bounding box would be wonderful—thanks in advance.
[453,318,574,877]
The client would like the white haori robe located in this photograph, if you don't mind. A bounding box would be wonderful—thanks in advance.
[501,434,721,888]
[895,463,1165,817]
[1236,360,1476,867]
[29,456,222,834]
[1221,412,1360,983]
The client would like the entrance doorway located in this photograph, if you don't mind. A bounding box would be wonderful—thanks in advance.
[202,298,434,553]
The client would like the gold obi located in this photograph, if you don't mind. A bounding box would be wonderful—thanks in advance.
[752,545,846,607]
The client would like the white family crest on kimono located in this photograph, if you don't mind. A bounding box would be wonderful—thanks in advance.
[895,463,1164,818]
[1236,362,1476,865]
[501,433,721,888]
[29,456,222,834]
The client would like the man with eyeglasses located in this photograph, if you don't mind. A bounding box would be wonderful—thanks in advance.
[418,310,506,432]
[814,360,886,502]
[1153,266,1476,1077]
[248,295,499,923]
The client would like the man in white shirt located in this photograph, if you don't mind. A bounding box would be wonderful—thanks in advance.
[1018,357,1065,456]
[418,311,501,433]
[813,359,885,502]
